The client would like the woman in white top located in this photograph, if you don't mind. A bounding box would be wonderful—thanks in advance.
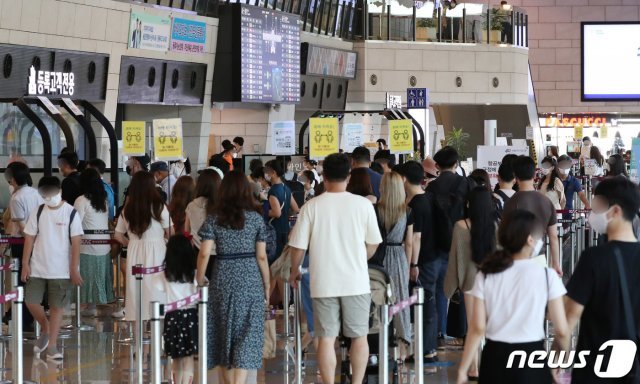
[114,171,170,321]
[74,168,114,316]
[185,169,221,278]
[456,209,570,384]
[538,156,566,210]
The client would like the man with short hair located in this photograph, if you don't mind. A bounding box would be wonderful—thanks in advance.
[232,136,244,158]
[288,153,382,384]
[57,152,82,205]
[557,155,590,211]
[503,156,562,276]
[493,161,516,212]
[351,146,382,198]
[374,150,396,173]
[87,159,115,220]
[150,161,177,203]
[563,177,640,383]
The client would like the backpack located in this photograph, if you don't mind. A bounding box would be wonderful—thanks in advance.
[431,176,469,253]
[36,204,78,241]
[494,189,512,221]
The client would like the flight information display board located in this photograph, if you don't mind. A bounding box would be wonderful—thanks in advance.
[240,5,300,104]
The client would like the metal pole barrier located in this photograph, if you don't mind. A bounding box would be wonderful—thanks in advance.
[0,265,5,341]
[294,288,302,384]
[198,286,208,384]
[12,287,23,384]
[571,220,577,275]
[135,264,144,384]
[413,287,424,384]
[378,304,389,384]
[283,282,290,339]
[462,8,467,43]
[558,225,564,275]
[116,250,122,301]
[486,8,490,44]
[75,285,93,331]
[150,302,162,384]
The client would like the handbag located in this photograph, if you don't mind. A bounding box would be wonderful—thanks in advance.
[446,289,467,339]
[270,245,292,280]
[613,247,640,384]
[263,307,277,359]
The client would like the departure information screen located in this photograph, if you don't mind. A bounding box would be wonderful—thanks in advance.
[240,5,300,104]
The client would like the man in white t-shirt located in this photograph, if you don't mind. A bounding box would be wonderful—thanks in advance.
[289,153,382,384]
[21,176,84,361]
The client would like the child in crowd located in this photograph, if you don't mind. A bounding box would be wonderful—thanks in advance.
[21,176,84,361]
[158,234,198,384]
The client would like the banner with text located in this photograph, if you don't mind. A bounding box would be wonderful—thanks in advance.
[129,11,171,51]
[309,118,339,160]
[477,145,530,188]
[171,18,207,54]
[271,121,296,155]
[389,120,413,154]
[153,118,183,160]
[123,121,146,156]
[342,123,364,153]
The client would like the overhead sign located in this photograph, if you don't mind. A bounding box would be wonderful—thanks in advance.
[28,66,75,96]
[309,117,339,160]
[388,120,413,154]
[129,11,171,51]
[123,121,146,156]
[386,93,402,109]
[342,123,364,153]
[477,145,530,187]
[600,124,608,138]
[541,114,608,128]
[632,138,640,184]
[407,88,428,109]
[574,124,584,140]
[171,18,206,54]
[271,121,295,155]
[302,43,357,79]
[153,118,183,160]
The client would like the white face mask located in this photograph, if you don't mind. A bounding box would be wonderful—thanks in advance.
[558,168,570,176]
[588,208,612,235]
[531,238,544,258]
[8,185,14,195]
[264,173,272,182]
[43,192,62,208]
[232,152,238,159]
[541,168,551,176]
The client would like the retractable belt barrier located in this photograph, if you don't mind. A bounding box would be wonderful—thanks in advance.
[150,287,208,384]
[131,263,166,384]
[555,209,595,277]
[0,287,25,384]
[379,287,425,384]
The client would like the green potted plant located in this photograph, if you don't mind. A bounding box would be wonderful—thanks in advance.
[481,8,504,43]
[445,127,470,159]
[416,18,437,41]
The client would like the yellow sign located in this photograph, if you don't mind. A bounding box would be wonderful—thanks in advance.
[153,118,183,160]
[574,124,583,140]
[122,121,146,156]
[600,124,608,139]
[309,117,339,160]
[389,120,413,154]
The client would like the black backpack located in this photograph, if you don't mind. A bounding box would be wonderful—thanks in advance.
[431,176,469,253]
[35,204,78,241]
[493,189,512,221]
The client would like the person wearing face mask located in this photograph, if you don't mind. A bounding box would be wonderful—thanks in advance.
[456,209,569,384]
[21,176,85,361]
[564,177,640,384]
[57,151,83,205]
[220,140,235,172]
[150,161,177,204]
[538,156,566,210]
[299,170,317,203]
[557,155,591,211]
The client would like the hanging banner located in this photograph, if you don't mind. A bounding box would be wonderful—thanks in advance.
[153,118,183,160]
[171,18,207,54]
[122,121,146,156]
[631,138,640,184]
[573,124,583,140]
[600,124,608,139]
[129,11,171,51]
[309,117,339,160]
[477,145,530,188]
[342,123,364,153]
[388,120,413,154]
[271,121,295,155]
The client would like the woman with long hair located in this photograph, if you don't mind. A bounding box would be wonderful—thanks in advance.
[114,171,170,320]
[196,171,270,384]
[264,160,299,264]
[606,153,628,178]
[169,176,195,234]
[538,156,566,209]
[374,172,413,350]
[74,168,114,316]
[468,169,491,192]
[347,167,377,204]
[299,170,318,203]
[456,210,569,384]
[444,186,497,379]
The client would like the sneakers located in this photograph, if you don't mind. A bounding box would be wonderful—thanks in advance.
[34,333,49,354]
[46,347,63,361]
[112,309,125,319]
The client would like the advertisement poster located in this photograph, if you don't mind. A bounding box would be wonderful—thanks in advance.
[389,120,413,154]
[153,118,183,160]
[600,124,608,139]
[631,138,640,183]
[477,145,530,187]
[271,121,295,155]
[342,123,364,153]
[309,117,339,160]
[129,11,171,51]
[171,18,207,54]
[574,124,583,140]
[123,121,146,156]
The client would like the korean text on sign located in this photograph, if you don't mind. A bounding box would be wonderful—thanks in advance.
[389,120,413,154]
[309,117,339,160]
[153,118,184,160]
[28,66,75,96]
[123,121,146,156]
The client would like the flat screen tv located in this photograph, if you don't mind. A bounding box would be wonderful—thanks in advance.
[582,22,640,101]
[212,4,301,104]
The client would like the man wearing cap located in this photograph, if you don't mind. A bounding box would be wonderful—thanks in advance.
[150,161,177,203]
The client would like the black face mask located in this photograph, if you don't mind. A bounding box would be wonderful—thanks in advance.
[425,173,438,179]
[125,166,131,176]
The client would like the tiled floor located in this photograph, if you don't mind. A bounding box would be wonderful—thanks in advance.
[0,305,463,383]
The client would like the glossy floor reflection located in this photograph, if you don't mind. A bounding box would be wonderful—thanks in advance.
[0,305,463,383]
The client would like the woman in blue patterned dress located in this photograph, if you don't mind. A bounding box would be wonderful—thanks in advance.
[196,171,270,384]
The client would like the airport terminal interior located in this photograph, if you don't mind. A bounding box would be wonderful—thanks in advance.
[0,0,639,382]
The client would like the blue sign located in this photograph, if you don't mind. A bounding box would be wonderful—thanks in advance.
[171,18,206,54]
[407,88,428,109]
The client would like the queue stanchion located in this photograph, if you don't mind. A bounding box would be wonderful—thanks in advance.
[283,282,290,338]
[134,264,144,384]
[74,285,93,331]
[116,249,123,302]
[11,287,23,384]
[0,262,12,341]
[378,304,390,384]
[198,286,208,384]
[293,286,302,384]
[150,302,162,384]
[413,287,424,384]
